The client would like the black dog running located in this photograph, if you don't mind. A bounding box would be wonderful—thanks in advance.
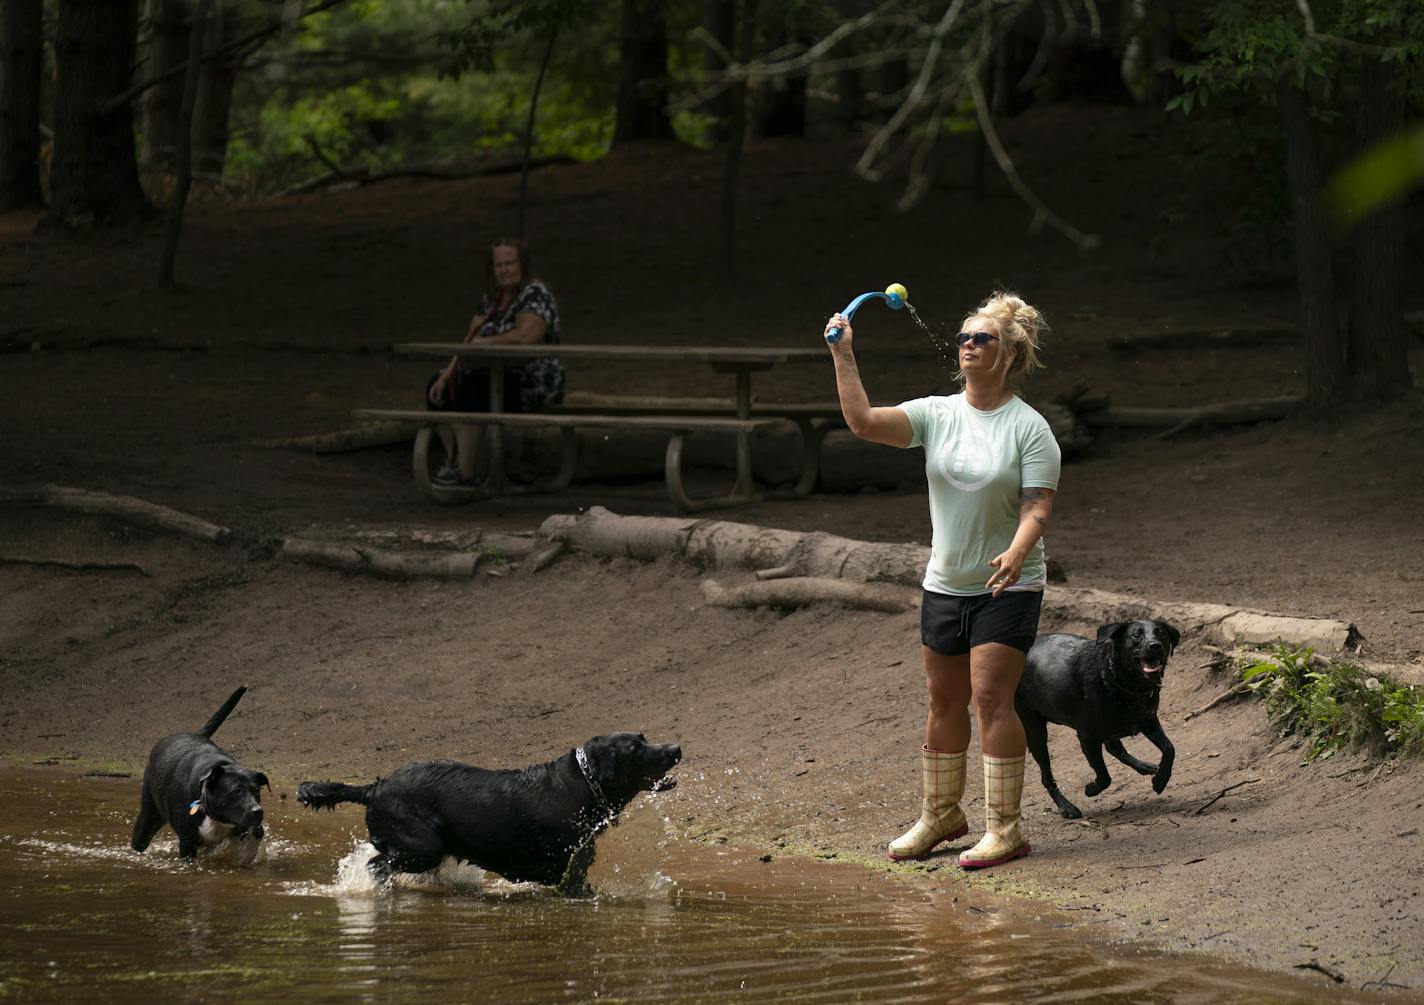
[297,732,681,895]
[1015,620,1181,819]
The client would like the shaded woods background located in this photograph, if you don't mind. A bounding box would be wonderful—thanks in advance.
[0,0,1420,403]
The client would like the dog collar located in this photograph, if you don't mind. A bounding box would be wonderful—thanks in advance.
[575,745,611,815]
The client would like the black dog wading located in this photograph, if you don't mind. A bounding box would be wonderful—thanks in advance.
[296,732,682,895]
[1015,620,1181,819]
[131,685,271,861]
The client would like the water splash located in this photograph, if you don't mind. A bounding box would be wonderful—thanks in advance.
[8,833,288,870]
[903,302,960,372]
[294,839,491,897]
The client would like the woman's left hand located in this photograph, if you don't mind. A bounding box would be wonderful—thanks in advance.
[986,549,1026,597]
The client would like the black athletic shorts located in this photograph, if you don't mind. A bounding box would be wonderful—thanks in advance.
[426,368,527,414]
[920,589,1043,657]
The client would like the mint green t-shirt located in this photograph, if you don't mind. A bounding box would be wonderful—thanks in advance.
[900,394,1061,596]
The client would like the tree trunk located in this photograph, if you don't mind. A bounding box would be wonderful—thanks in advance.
[1275,76,1342,405]
[754,11,804,138]
[0,0,45,210]
[158,0,208,287]
[718,0,756,279]
[700,0,735,144]
[140,0,188,174]
[517,22,558,240]
[49,0,149,227]
[613,0,673,144]
[1347,56,1412,400]
[191,0,238,180]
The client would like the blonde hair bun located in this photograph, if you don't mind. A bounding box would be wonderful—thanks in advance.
[960,290,1048,384]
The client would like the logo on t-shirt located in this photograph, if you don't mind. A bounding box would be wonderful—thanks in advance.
[935,429,1001,491]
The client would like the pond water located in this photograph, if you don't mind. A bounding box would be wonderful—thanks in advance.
[0,770,1386,1004]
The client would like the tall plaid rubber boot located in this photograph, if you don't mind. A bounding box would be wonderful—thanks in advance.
[959,753,1031,869]
[887,747,969,861]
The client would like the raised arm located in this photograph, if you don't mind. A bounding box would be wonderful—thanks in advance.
[824,313,912,448]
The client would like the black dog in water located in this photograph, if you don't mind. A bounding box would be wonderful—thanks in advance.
[1015,620,1181,819]
[131,686,271,861]
[297,732,681,894]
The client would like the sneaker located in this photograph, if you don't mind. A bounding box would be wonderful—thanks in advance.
[432,464,461,486]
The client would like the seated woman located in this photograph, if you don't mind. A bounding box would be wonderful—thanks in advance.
[426,238,566,486]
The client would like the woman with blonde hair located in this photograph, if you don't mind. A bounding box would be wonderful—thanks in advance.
[824,290,1060,868]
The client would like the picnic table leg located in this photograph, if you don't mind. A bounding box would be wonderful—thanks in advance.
[665,431,755,513]
[485,363,508,491]
[731,368,756,501]
[791,417,829,497]
[664,433,702,513]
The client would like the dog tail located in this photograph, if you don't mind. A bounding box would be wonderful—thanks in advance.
[198,686,248,739]
[297,780,375,810]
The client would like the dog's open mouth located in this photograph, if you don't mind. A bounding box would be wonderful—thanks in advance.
[1140,660,1164,675]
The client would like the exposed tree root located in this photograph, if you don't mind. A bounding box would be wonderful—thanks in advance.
[281,537,481,579]
[0,485,231,543]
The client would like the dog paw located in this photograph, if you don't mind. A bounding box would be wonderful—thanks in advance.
[1152,773,1170,794]
[1059,804,1083,820]
[1084,780,1109,797]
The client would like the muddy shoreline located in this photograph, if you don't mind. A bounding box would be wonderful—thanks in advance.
[3,519,1420,998]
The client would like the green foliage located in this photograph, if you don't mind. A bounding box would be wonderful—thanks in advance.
[223,0,619,191]
[436,0,599,80]
[1167,0,1424,112]
[1236,644,1424,761]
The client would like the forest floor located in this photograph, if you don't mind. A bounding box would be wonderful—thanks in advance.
[2,103,1423,995]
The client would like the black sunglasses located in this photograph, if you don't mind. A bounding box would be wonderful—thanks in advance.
[955,331,1000,348]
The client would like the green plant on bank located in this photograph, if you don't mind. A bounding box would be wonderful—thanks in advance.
[1236,645,1424,761]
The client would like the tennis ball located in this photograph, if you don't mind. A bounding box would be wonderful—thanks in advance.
[885,282,908,301]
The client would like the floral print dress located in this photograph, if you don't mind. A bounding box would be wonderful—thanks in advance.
[463,279,566,410]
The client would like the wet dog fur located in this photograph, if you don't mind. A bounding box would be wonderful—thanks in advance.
[131,686,270,861]
[1015,620,1181,819]
[297,732,681,894]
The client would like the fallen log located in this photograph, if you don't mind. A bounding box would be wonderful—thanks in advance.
[1078,397,1300,434]
[282,537,481,579]
[0,555,150,576]
[701,577,917,612]
[281,153,577,197]
[542,509,1364,653]
[520,541,565,575]
[540,506,929,584]
[1108,328,1298,352]
[0,485,231,544]
[1043,585,1362,654]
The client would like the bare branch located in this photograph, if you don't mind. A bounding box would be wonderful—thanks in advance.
[858,0,971,182]
[967,70,1101,250]
[99,0,356,116]
[1294,0,1399,56]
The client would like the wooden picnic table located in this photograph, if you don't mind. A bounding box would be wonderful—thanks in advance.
[393,342,830,509]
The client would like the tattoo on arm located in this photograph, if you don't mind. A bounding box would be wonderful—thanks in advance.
[1020,487,1052,529]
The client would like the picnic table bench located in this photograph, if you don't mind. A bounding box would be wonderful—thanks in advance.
[353,409,797,512]
[365,341,837,512]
